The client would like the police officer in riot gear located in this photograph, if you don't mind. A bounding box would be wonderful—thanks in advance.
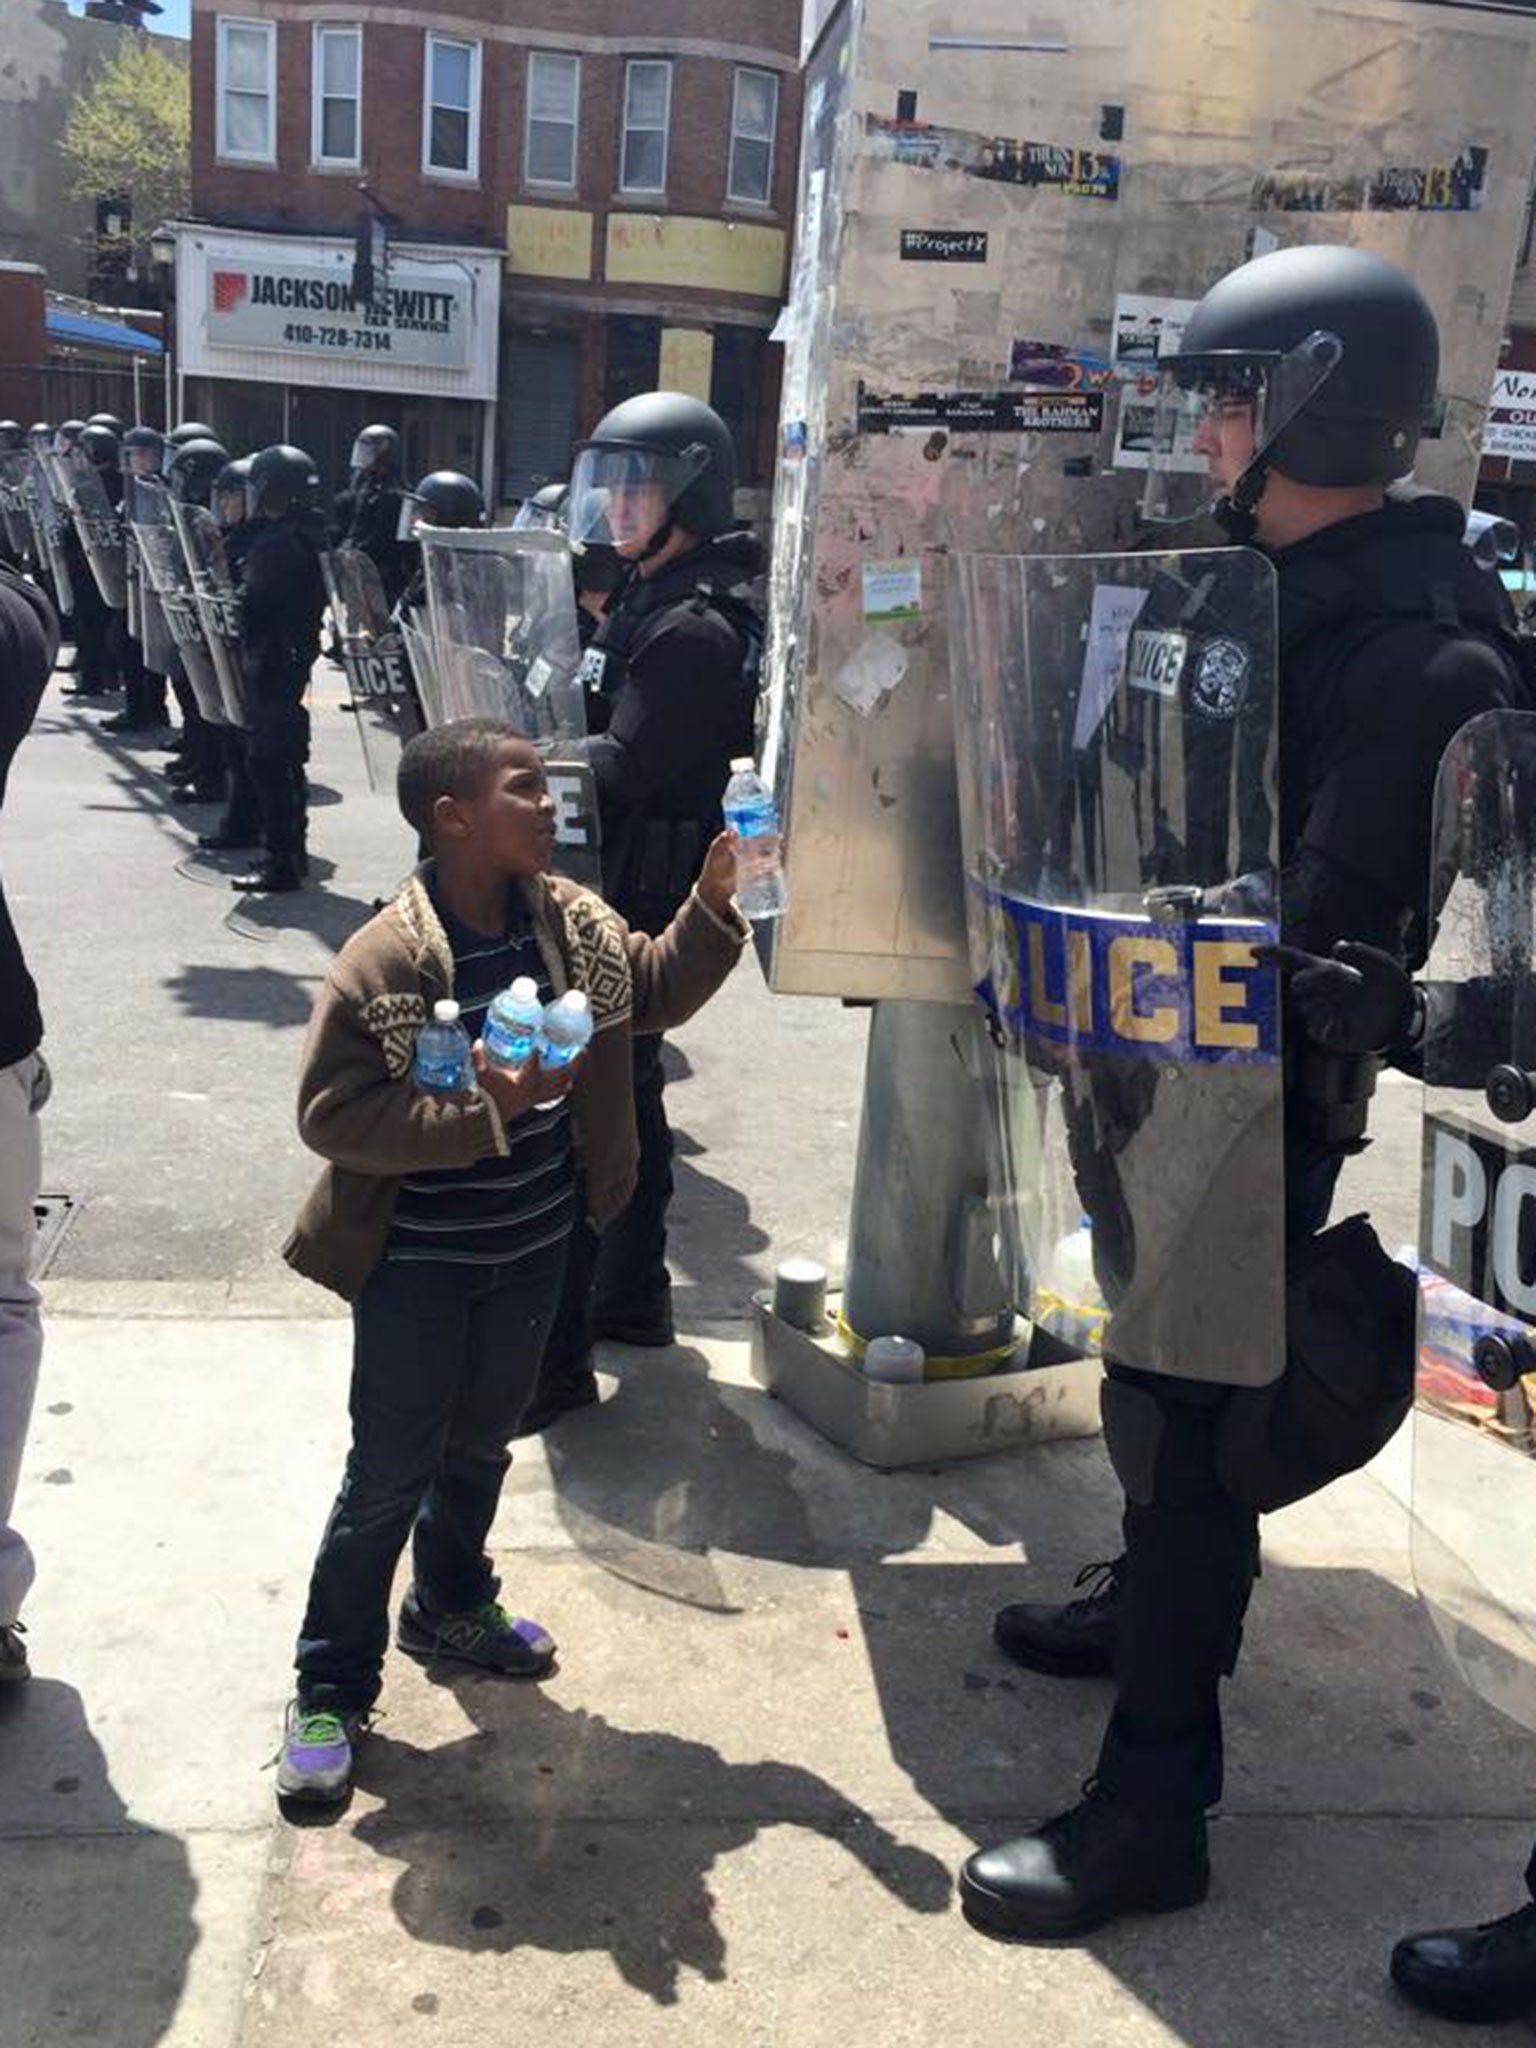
[230,445,326,893]
[196,455,262,856]
[541,392,762,1384]
[392,469,485,613]
[334,422,411,606]
[160,436,230,803]
[71,422,157,733]
[0,423,27,573]
[961,245,1530,1941]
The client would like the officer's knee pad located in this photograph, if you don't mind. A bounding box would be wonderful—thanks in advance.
[1214,1215,1416,1513]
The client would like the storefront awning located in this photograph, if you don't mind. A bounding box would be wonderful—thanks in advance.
[45,308,163,356]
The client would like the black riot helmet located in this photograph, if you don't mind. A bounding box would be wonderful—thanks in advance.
[248,443,320,520]
[398,470,485,540]
[0,421,24,453]
[54,420,85,455]
[168,436,230,508]
[168,421,216,448]
[349,423,400,483]
[123,424,168,477]
[27,423,52,452]
[568,391,738,557]
[85,412,125,439]
[79,423,121,472]
[1147,244,1439,528]
[213,454,252,528]
[512,481,568,532]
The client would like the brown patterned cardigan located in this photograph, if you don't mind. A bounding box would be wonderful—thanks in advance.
[283,866,748,1301]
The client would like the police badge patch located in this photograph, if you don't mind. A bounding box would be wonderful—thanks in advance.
[1191,636,1250,719]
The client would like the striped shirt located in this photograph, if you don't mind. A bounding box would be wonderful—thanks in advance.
[387,887,577,1267]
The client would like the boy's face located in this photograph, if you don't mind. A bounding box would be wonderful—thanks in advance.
[437,739,558,875]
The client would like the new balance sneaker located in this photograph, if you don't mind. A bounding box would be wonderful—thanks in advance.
[397,1591,556,1677]
[275,1701,364,1805]
[0,1621,29,1683]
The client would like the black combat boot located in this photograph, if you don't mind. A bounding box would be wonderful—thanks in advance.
[993,1557,1123,1676]
[960,1780,1210,1939]
[1392,1903,1536,2023]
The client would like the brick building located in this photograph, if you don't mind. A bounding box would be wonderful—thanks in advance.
[169,0,801,510]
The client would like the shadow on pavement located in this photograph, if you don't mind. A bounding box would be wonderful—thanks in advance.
[349,1668,951,2006]
[2,1678,198,2048]
[162,960,323,1029]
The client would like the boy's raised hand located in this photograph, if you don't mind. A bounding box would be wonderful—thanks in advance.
[698,831,740,919]
[472,1041,579,1121]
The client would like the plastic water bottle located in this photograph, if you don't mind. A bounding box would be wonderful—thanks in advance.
[540,990,593,1070]
[414,998,474,1094]
[482,976,544,1071]
[723,757,789,921]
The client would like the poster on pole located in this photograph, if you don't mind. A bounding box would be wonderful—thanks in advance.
[1483,369,1536,459]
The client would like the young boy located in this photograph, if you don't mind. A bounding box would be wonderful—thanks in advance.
[276,717,747,1804]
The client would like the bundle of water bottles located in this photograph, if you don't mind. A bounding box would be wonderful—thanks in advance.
[414,982,593,1097]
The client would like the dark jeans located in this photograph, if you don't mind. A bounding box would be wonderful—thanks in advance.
[1096,1148,1344,1813]
[294,1241,567,1714]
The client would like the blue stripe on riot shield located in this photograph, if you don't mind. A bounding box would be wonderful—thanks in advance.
[971,887,1280,1065]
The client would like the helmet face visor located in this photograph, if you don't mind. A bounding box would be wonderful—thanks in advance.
[126,444,165,478]
[396,494,424,543]
[566,442,709,554]
[1139,329,1343,525]
[215,484,245,528]
[511,497,563,533]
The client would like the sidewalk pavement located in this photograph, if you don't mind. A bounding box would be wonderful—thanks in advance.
[7,1289,1534,2047]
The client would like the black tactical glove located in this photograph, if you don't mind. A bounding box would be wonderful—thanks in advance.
[1255,939,1418,1055]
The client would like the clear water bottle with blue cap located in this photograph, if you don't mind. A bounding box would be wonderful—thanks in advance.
[482,976,544,1071]
[413,998,474,1094]
[540,990,593,1070]
[723,757,788,921]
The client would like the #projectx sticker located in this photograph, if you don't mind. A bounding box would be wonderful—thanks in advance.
[1252,146,1487,214]
[899,229,989,262]
[866,114,1119,200]
[858,387,1105,435]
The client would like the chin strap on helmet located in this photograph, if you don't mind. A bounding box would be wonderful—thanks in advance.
[1215,452,1272,542]
[635,516,675,566]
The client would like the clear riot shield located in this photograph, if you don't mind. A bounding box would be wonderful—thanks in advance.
[1413,708,1536,1730]
[949,546,1285,1386]
[123,475,177,676]
[132,500,228,726]
[419,526,600,887]
[54,452,126,610]
[25,455,74,617]
[0,451,34,563]
[171,501,252,728]
[321,547,424,791]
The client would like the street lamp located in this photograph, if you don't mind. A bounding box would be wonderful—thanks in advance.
[150,224,176,429]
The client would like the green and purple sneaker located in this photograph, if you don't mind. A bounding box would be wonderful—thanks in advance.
[397,1592,556,1678]
[276,1701,365,1805]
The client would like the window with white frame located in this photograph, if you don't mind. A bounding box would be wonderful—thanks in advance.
[312,25,361,168]
[216,17,276,163]
[423,33,480,178]
[525,50,579,187]
[620,59,671,195]
[727,67,778,205]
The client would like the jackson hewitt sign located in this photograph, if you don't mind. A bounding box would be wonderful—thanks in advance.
[205,259,472,370]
